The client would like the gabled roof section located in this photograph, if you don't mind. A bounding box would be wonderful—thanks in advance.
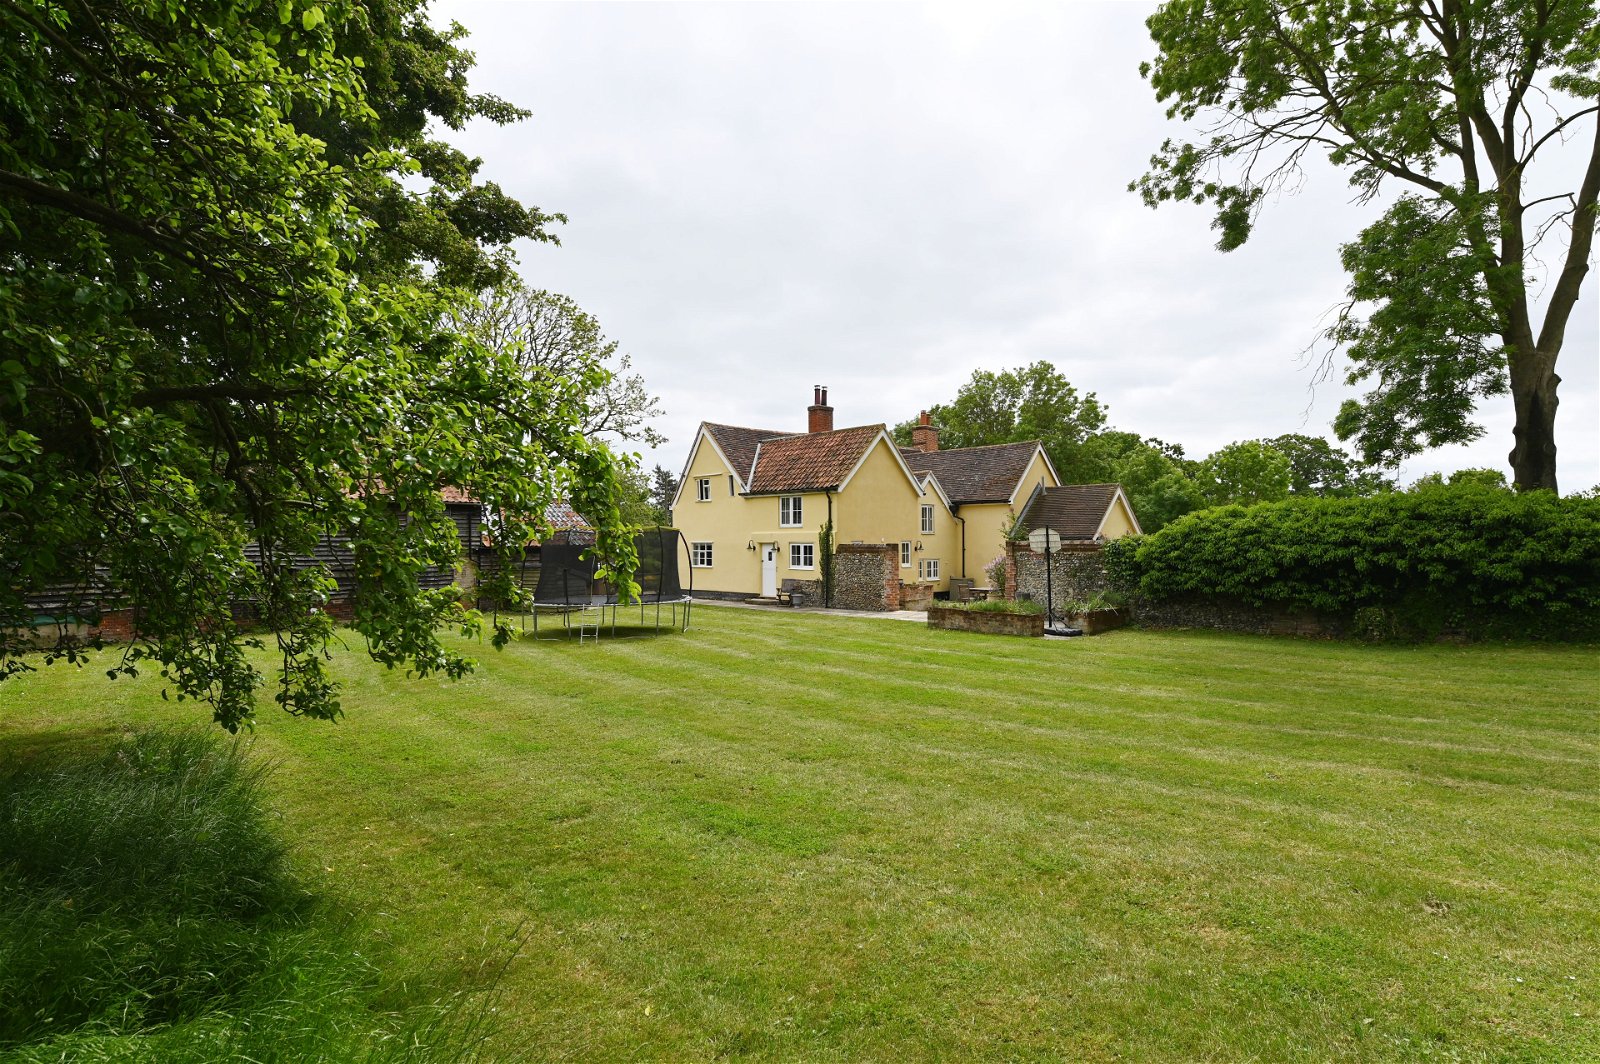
[544,500,591,532]
[899,440,1050,505]
[1015,483,1135,540]
[916,472,953,511]
[481,500,591,548]
[703,422,797,486]
[746,424,883,495]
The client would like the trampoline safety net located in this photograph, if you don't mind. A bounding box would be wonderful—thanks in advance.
[529,527,692,636]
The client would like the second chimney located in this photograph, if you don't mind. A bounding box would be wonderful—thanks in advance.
[911,409,940,452]
[808,385,833,433]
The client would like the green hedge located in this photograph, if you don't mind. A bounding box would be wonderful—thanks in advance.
[1102,484,1600,640]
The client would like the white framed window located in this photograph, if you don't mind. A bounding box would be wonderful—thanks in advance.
[900,541,912,567]
[920,558,941,581]
[691,541,713,567]
[696,478,711,502]
[780,496,803,527]
[789,543,815,569]
[920,504,935,534]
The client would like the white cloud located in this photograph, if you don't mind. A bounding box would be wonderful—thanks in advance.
[435,0,1600,490]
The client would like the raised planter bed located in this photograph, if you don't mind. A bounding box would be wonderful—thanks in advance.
[1064,607,1131,635]
[927,604,1043,638]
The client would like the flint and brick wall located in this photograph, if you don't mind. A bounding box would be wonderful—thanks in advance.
[831,543,900,612]
[1008,542,1113,612]
[14,609,139,649]
[1006,541,1342,636]
[1134,598,1343,638]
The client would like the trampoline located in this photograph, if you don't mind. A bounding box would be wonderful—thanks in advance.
[527,527,693,640]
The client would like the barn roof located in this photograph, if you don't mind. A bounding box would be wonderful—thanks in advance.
[1015,483,1128,540]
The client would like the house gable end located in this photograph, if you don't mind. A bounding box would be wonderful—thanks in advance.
[837,429,925,497]
[1007,444,1058,507]
[918,472,954,512]
[1093,486,1144,538]
[671,426,739,511]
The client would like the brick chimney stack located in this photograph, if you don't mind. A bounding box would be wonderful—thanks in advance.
[911,409,940,452]
[807,385,833,433]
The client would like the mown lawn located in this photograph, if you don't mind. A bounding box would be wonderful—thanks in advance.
[2,606,1597,1062]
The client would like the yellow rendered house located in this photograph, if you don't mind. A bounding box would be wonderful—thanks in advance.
[671,388,1123,599]
[895,420,1062,590]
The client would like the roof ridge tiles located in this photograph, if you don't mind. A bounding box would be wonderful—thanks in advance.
[757,422,883,441]
[743,423,887,495]
[703,421,794,437]
[931,439,1043,453]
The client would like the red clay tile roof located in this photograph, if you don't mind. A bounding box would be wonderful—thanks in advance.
[703,423,797,484]
[544,500,591,532]
[1016,483,1124,540]
[898,441,1046,504]
[479,500,591,547]
[745,424,885,495]
[442,488,584,533]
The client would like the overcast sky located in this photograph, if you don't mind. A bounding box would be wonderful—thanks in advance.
[434,1,1599,490]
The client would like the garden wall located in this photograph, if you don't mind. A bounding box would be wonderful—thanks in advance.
[1132,598,1343,638]
[831,543,900,611]
[927,604,1044,637]
[899,581,935,611]
[1007,542,1114,613]
[1004,541,1342,637]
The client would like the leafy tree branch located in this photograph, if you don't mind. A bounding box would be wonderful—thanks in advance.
[1135,0,1600,490]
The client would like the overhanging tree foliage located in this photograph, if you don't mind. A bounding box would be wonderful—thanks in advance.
[1135,0,1600,492]
[0,0,634,729]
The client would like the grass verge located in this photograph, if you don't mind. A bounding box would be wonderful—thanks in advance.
[0,730,498,1062]
[2,606,1597,1060]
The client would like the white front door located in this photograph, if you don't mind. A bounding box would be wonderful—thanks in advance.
[761,543,778,597]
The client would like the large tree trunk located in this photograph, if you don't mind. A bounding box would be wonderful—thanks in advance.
[1508,353,1560,493]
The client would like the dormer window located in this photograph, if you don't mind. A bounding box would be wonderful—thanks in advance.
[780,496,803,527]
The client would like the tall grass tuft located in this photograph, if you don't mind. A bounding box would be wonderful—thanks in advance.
[0,730,501,1061]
